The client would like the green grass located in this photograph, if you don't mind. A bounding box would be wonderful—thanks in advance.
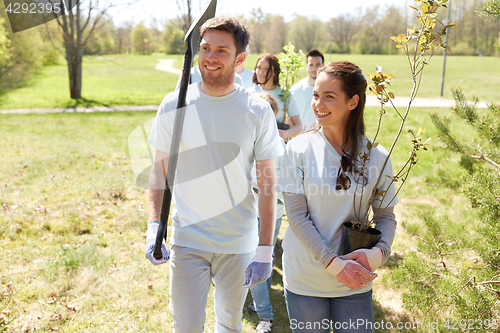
[1,53,497,110]
[0,54,180,109]
[0,101,482,331]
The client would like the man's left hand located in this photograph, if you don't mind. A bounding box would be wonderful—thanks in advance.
[243,245,274,289]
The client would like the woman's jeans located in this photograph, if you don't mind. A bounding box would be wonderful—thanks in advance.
[249,217,282,320]
[285,288,374,333]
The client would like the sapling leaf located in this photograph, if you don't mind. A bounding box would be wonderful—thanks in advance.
[388,92,395,99]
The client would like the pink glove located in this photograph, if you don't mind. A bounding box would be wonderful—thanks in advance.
[326,256,377,289]
[340,247,383,272]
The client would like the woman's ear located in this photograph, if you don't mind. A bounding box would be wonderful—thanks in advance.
[348,95,359,111]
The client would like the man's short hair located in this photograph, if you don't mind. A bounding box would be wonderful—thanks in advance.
[200,17,250,54]
[307,49,324,64]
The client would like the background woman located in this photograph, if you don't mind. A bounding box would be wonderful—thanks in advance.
[248,53,302,142]
[278,61,398,332]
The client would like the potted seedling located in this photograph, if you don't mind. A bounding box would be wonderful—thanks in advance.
[277,43,304,130]
[339,0,456,254]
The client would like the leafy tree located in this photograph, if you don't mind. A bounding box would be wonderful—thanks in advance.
[390,1,500,327]
[479,0,500,21]
[163,21,184,54]
[357,5,406,54]
[113,25,132,54]
[174,0,196,33]
[0,16,11,71]
[132,22,153,55]
[247,8,274,54]
[444,0,500,55]
[288,15,325,53]
[327,13,359,53]
[391,88,500,329]
[479,0,500,51]
[83,17,116,55]
[45,0,126,99]
[0,17,52,92]
[264,15,286,54]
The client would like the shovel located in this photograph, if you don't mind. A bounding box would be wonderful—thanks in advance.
[153,0,218,259]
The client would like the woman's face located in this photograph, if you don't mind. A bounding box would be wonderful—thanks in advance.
[255,59,273,85]
[311,72,358,130]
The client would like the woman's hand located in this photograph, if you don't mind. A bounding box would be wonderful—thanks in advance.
[340,247,383,272]
[326,256,377,289]
[278,129,287,142]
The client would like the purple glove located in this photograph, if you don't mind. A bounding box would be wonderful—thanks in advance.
[243,245,274,289]
[326,256,377,289]
[340,247,383,272]
[145,221,170,265]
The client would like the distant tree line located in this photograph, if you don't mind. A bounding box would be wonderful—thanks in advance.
[1,0,499,96]
[162,1,499,56]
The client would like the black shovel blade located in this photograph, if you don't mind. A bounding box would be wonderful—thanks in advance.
[185,0,217,56]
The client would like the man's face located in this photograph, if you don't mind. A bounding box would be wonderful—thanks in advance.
[198,29,242,88]
[306,56,323,80]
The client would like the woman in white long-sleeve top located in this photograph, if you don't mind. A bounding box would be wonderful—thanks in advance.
[278,61,398,333]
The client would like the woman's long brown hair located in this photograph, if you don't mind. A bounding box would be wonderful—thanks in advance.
[252,53,281,87]
[317,61,367,173]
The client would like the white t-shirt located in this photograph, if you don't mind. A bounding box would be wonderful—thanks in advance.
[149,83,284,254]
[246,86,300,124]
[290,78,317,133]
[238,68,255,89]
[175,65,244,90]
[278,129,398,297]
[250,139,286,218]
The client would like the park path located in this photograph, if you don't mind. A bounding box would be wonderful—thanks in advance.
[155,59,182,75]
[0,58,489,114]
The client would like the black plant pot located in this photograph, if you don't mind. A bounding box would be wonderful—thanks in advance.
[277,122,290,130]
[339,222,381,255]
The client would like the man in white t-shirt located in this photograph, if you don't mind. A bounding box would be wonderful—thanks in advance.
[290,49,324,133]
[236,46,255,89]
[146,17,283,332]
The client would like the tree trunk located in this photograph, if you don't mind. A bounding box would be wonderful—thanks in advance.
[69,55,82,99]
[64,30,83,99]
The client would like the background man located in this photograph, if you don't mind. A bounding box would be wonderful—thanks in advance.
[290,49,324,133]
[145,17,283,333]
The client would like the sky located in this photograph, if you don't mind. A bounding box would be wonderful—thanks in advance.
[109,0,412,29]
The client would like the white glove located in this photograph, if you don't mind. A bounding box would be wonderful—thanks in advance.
[145,221,169,265]
[340,246,383,272]
[243,245,274,289]
[326,256,377,289]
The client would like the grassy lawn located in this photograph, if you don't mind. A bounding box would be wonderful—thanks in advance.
[1,53,498,110]
[0,54,180,109]
[0,100,479,331]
